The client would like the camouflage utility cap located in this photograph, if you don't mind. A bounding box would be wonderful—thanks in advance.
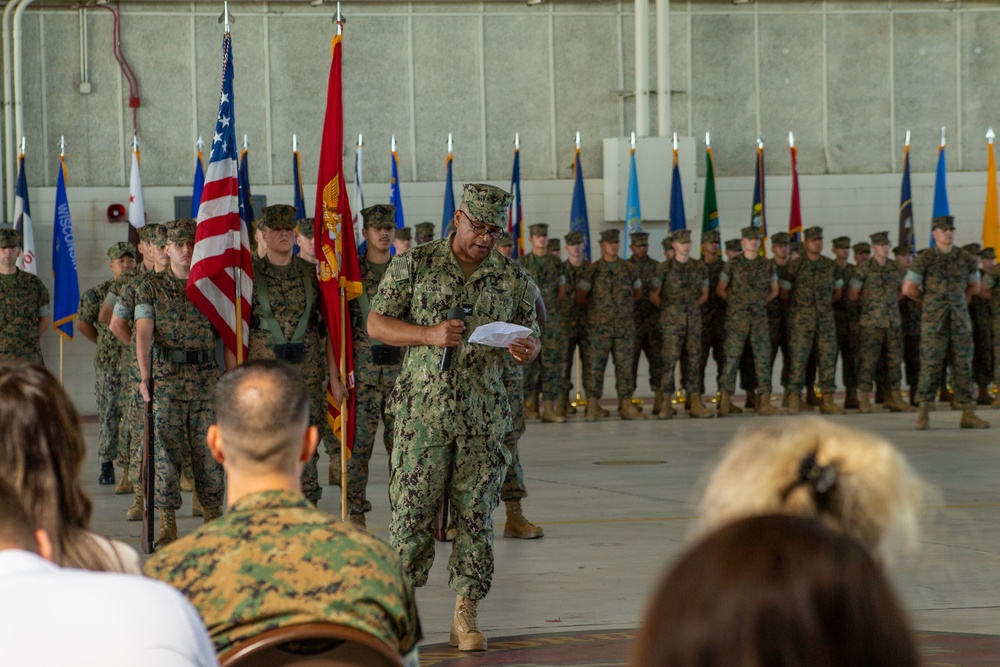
[869,231,891,246]
[547,238,560,252]
[932,215,955,231]
[832,236,851,249]
[892,244,912,256]
[108,242,137,260]
[0,227,19,248]
[529,223,549,237]
[672,229,692,244]
[725,239,741,252]
[770,232,790,245]
[395,227,411,241]
[962,242,982,255]
[662,234,674,251]
[564,231,584,245]
[462,183,512,228]
[702,230,720,244]
[804,226,823,241]
[136,225,154,243]
[741,226,761,240]
[165,219,196,245]
[630,231,649,246]
[147,224,168,248]
[853,242,871,254]
[600,229,620,243]
[259,204,298,230]
[981,247,996,260]
[361,205,396,229]
[296,218,315,239]
[415,222,435,237]
[496,233,513,248]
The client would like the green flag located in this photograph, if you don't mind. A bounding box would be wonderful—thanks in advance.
[702,146,719,233]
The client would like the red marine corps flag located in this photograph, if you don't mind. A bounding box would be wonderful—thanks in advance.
[315,12,362,485]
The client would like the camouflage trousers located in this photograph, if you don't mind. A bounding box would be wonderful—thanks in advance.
[585,333,636,400]
[347,369,397,516]
[523,322,565,401]
[699,309,725,394]
[96,368,122,465]
[741,314,790,392]
[631,312,664,395]
[501,365,527,502]
[916,313,974,403]
[562,324,587,398]
[993,315,1000,384]
[903,334,921,388]
[971,307,993,386]
[659,311,702,395]
[389,424,510,601]
[720,311,771,395]
[787,311,838,394]
[152,396,224,512]
[835,312,859,389]
[857,325,903,393]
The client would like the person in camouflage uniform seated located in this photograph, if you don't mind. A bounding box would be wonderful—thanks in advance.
[847,232,914,414]
[902,216,989,430]
[78,242,136,486]
[368,183,540,652]
[627,231,665,415]
[144,360,422,665]
[0,227,50,365]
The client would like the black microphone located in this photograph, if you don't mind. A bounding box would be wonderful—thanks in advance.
[439,305,466,371]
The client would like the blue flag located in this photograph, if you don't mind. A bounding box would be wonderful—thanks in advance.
[52,158,79,339]
[238,148,255,236]
[190,150,205,218]
[570,148,591,262]
[509,148,524,258]
[625,148,642,258]
[899,144,914,253]
[390,150,405,228]
[293,150,307,220]
[751,143,767,245]
[931,144,949,248]
[442,153,455,239]
[669,148,686,233]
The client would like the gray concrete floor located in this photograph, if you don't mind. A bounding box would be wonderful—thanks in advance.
[82,397,1000,648]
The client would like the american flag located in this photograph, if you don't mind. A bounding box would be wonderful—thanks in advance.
[187,30,253,361]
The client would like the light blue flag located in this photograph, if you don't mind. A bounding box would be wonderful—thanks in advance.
[624,148,642,258]
[52,158,79,339]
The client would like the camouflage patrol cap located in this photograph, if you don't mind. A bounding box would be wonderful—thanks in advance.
[361,205,396,230]
[672,229,692,244]
[107,242,136,260]
[0,227,19,248]
[932,215,955,231]
[496,233,514,248]
[741,226,761,240]
[136,224,154,242]
[599,229,620,243]
[415,222,435,238]
[259,204,298,230]
[892,244,912,256]
[804,226,823,241]
[869,231,891,246]
[702,229,720,245]
[462,183,512,229]
[395,227,412,241]
[296,218,315,239]
[770,232,790,245]
[630,232,649,247]
[662,233,674,251]
[725,239,741,252]
[565,231,584,246]
[165,218,197,245]
[853,242,871,254]
[832,236,851,249]
[146,224,168,248]
[529,223,549,237]
[547,238,561,252]
[981,247,996,260]
[962,242,982,255]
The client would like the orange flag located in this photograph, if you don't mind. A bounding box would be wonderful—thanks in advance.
[983,131,999,254]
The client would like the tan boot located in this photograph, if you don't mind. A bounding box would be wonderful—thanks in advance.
[718,391,735,417]
[820,394,845,415]
[844,387,860,410]
[619,398,647,420]
[156,509,177,548]
[554,395,568,417]
[977,384,993,405]
[585,399,601,422]
[596,403,610,418]
[785,392,801,415]
[755,393,780,416]
[541,400,566,424]
[651,391,665,417]
[744,390,756,410]
[179,475,193,493]
[688,393,713,419]
[349,513,367,529]
[524,393,539,419]
[960,403,990,429]
[202,505,223,523]
[450,596,487,652]
[806,386,822,407]
[126,490,142,521]
[915,401,930,430]
[885,390,915,413]
[858,392,872,414]
[504,500,544,539]
[191,492,204,517]
[114,470,133,495]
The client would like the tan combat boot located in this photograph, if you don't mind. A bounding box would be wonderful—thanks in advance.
[717,391,735,417]
[820,394,845,415]
[585,399,601,422]
[450,596,487,652]
[858,392,872,414]
[504,500,544,539]
[202,505,223,523]
[596,403,610,418]
[125,489,142,521]
[844,387,860,410]
[885,390,915,413]
[755,393,780,416]
[524,393,540,419]
[652,391,665,417]
[688,393,713,419]
[114,470,133,495]
[915,401,930,430]
[785,392,802,415]
[541,400,566,424]
[180,475,193,493]
[744,390,756,411]
[806,386,822,407]
[191,492,204,517]
[554,395,568,417]
[977,384,993,406]
[960,403,990,429]
[156,509,178,548]
[619,398,647,420]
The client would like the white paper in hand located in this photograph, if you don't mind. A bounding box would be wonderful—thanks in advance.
[469,321,533,348]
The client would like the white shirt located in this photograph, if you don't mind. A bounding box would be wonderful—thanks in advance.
[0,550,219,667]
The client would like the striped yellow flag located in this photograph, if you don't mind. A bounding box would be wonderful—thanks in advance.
[983,131,999,253]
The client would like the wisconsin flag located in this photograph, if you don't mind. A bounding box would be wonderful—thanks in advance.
[52,157,79,339]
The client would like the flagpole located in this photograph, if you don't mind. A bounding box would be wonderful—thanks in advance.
[335,0,349,521]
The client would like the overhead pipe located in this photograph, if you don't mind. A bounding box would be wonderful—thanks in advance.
[13,0,37,171]
[634,0,649,137]
[655,0,670,137]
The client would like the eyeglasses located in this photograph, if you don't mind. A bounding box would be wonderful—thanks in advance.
[461,211,504,240]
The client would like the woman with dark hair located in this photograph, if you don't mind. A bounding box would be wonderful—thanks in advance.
[632,514,921,667]
[0,362,140,573]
